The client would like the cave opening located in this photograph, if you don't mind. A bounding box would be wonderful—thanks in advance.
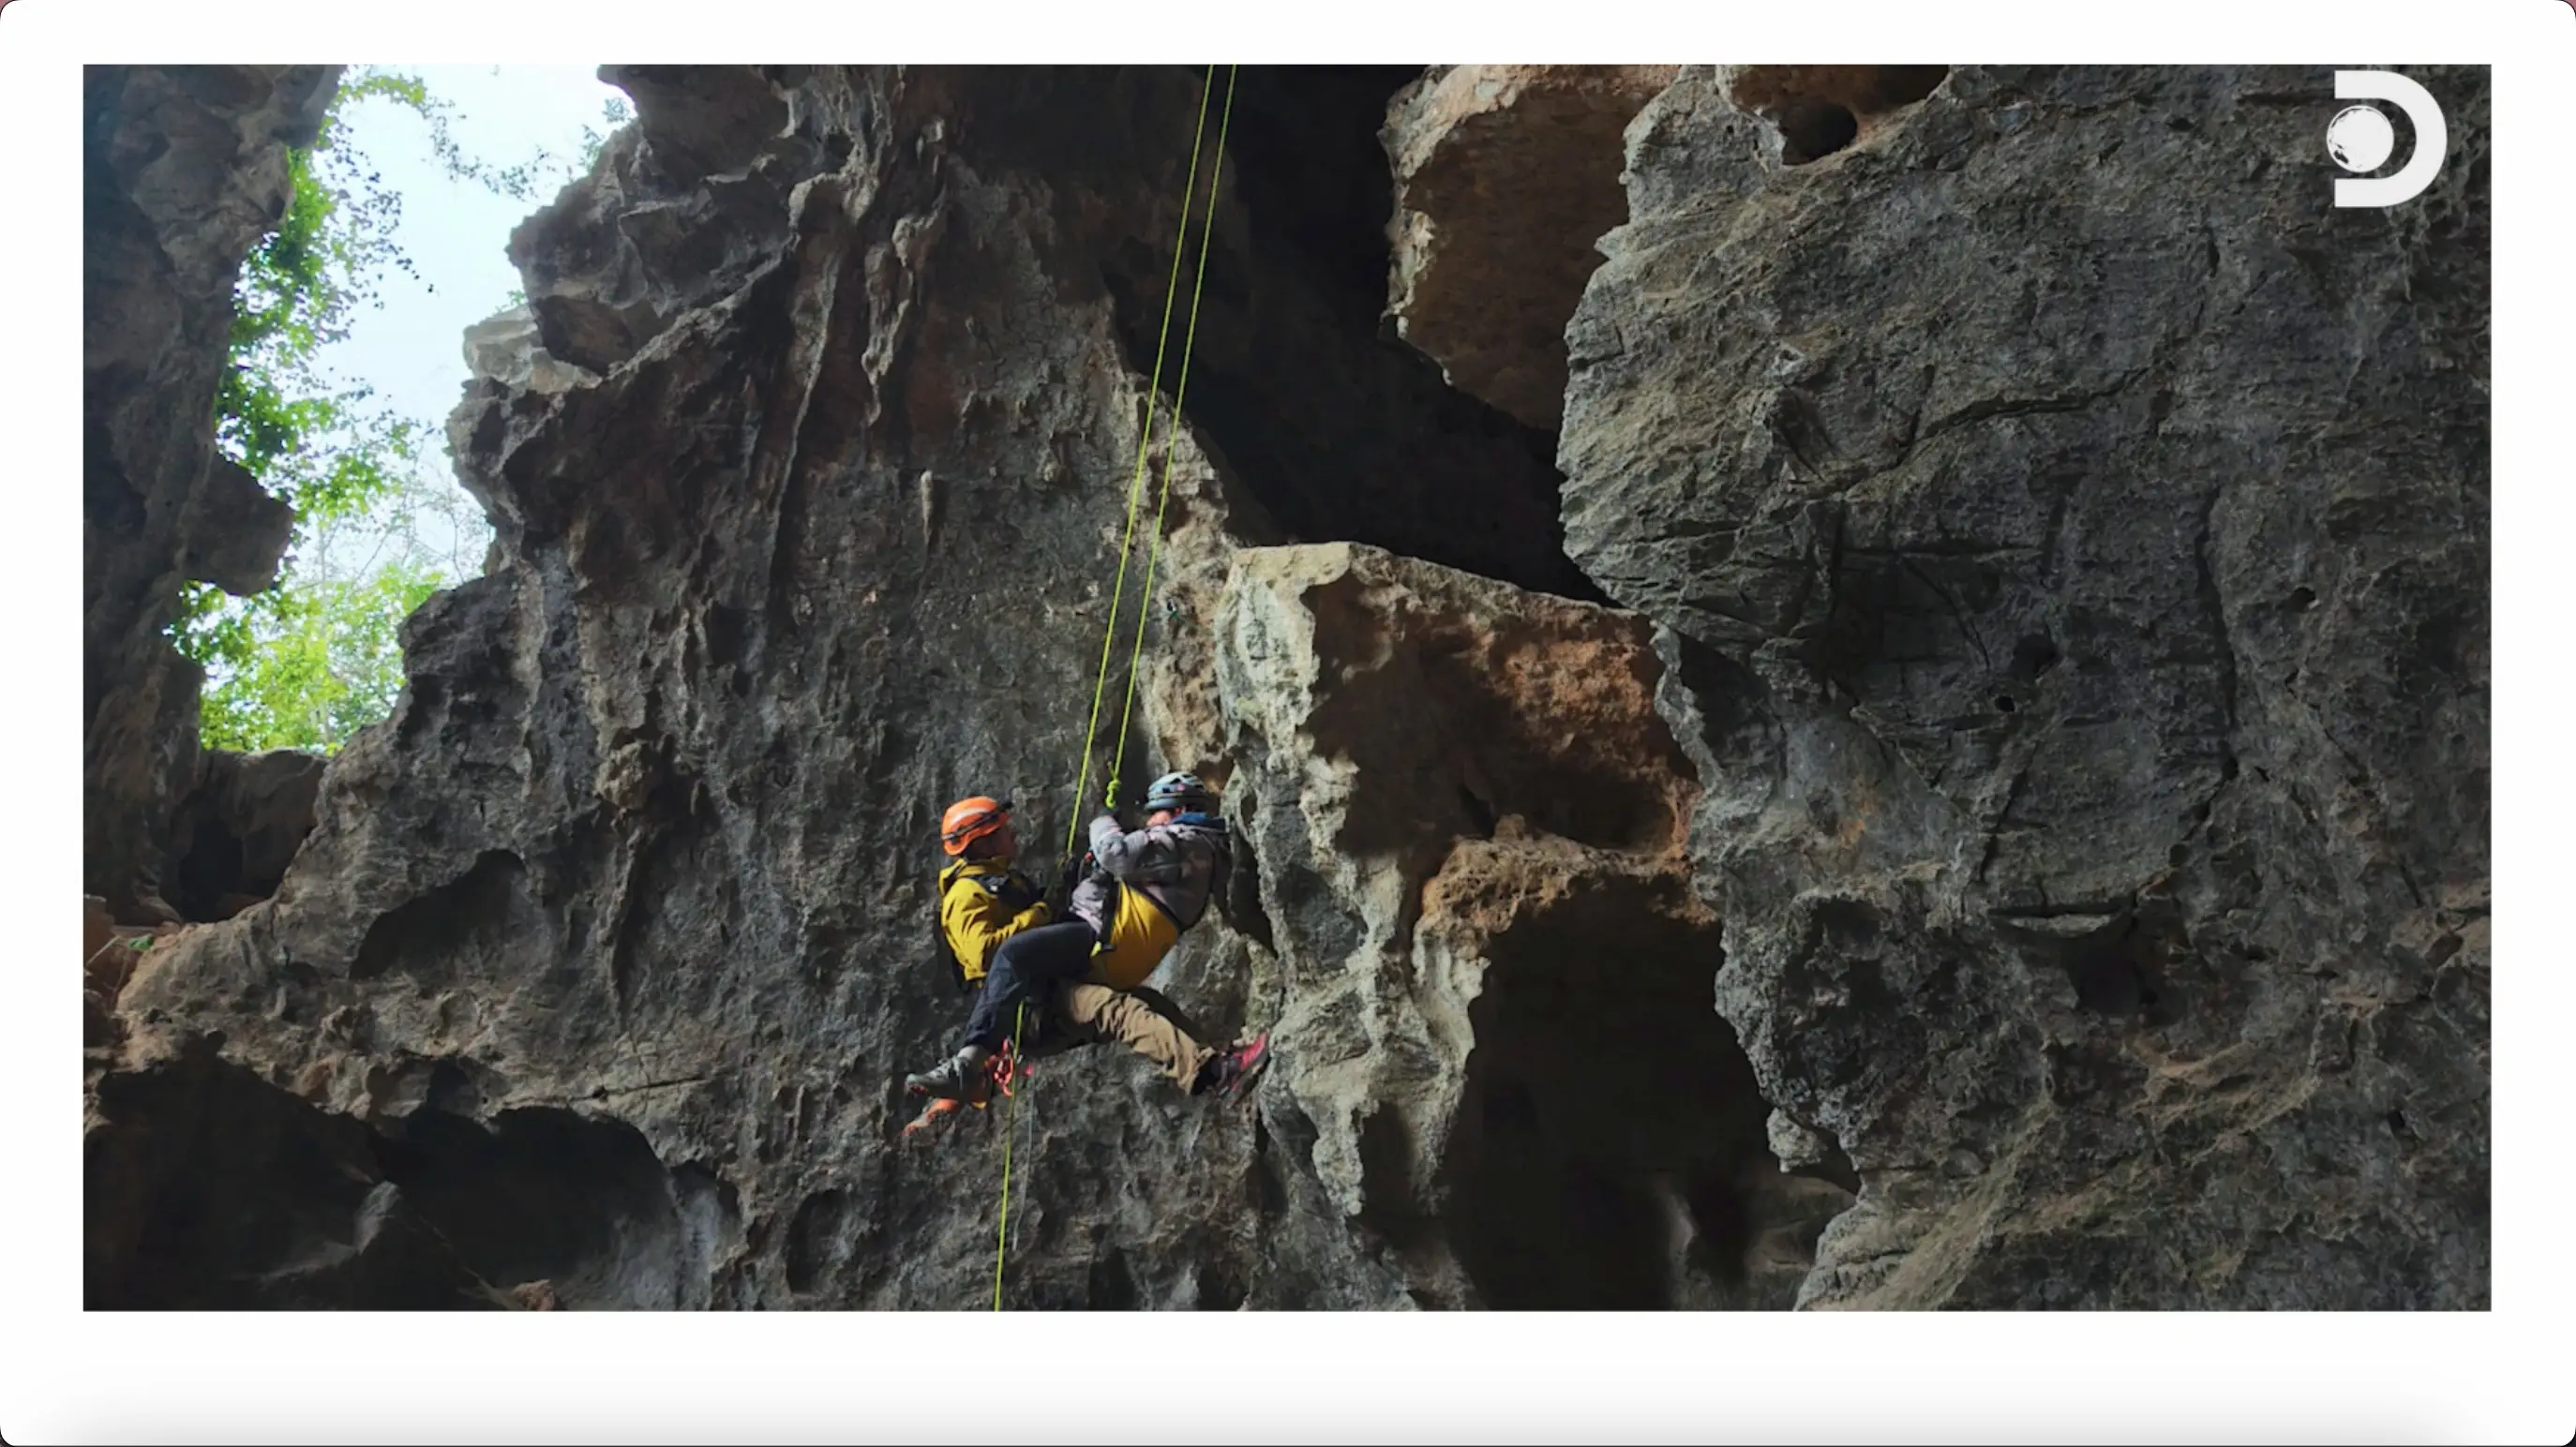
[1775,97,1861,165]
[1745,66,1951,167]
[1095,65,1610,606]
[86,1044,497,1310]
[1439,879,1855,1310]
[370,1103,703,1308]
[85,1037,714,1310]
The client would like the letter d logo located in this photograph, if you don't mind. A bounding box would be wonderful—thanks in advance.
[2329,70,2447,208]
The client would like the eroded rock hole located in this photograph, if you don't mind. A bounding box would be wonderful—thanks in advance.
[352,850,535,987]
[1220,808,1279,952]
[1732,66,1947,168]
[87,1044,488,1309]
[1194,1261,1247,1311]
[1442,879,1847,1308]
[1456,782,1499,839]
[1775,97,1860,165]
[1093,67,1607,604]
[784,1189,846,1294]
[1086,1248,1144,1310]
[88,1044,712,1310]
[2011,633,2061,679]
[373,1106,697,1308]
[2018,916,2189,1032]
[166,749,324,922]
[1869,67,1951,108]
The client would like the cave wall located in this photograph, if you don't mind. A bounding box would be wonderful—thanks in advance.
[1218,542,1850,1308]
[84,65,337,925]
[98,64,1266,1310]
[1559,65,2489,1307]
[93,65,1687,1311]
[82,62,2489,1313]
[1379,65,1678,431]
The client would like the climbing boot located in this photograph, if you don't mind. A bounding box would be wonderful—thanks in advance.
[906,1046,995,1104]
[901,1096,971,1141]
[1197,1031,1271,1100]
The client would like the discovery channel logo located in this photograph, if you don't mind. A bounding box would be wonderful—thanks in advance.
[2328,69,2447,208]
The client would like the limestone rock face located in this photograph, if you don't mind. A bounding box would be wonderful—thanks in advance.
[97,64,1280,1311]
[1715,65,1953,165]
[1560,65,2490,1307]
[1217,542,1849,1308]
[163,748,327,922]
[89,66,1694,1313]
[82,61,2490,1314]
[461,306,595,396]
[1380,65,1677,429]
[84,65,338,923]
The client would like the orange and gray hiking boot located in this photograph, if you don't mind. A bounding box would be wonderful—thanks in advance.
[1198,1031,1271,1100]
[901,1096,971,1141]
[906,1047,995,1105]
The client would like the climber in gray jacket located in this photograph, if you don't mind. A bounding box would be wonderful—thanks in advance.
[904,770,1268,1104]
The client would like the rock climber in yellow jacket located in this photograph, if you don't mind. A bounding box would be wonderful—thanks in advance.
[931,794,1055,996]
[907,780,1269,1114]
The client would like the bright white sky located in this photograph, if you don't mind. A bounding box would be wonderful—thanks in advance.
[307,64,628,580]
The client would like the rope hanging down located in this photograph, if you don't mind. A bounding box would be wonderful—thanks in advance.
[1064,64,1225,863]
[990,999,1029,1310]
[995,63,1239,1312]
[1105,69,1237,810]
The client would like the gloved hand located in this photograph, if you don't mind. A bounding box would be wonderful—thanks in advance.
[1048,849,1094,913]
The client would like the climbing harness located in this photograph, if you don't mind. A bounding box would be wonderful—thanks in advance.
[987,61,1240,1312]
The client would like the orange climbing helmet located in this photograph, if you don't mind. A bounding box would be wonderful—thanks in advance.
[940,796,1013,857]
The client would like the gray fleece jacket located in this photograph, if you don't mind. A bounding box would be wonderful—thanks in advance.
[1068,812,1231,937]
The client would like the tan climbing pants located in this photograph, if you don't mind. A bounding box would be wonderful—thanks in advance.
[1052,982,1216,1092]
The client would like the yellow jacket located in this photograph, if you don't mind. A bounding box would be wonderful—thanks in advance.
[939,858,1053,985]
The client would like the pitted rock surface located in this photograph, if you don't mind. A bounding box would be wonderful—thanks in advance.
[85,65,338,924]
[87,66,1744,1312]
[82,63,2489,1312]
[1219,542,1850,1308]
[1379,65,1677,429]
[1561,65,2488,1307]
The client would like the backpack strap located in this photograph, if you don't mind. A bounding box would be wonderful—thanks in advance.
[982,867,1043,916]
[1201,833,1233,930]
[932,862,977,996]
[1177,818,1231,930]
[933,862,1047,992]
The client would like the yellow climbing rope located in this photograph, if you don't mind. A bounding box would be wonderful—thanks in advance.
[1105,69,1237,809]
[995,62,1239,1311]
[1064,65,1223,862]
[990,999,1028,1310]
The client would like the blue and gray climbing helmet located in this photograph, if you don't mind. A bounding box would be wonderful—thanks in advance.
[1144,770,1218,817]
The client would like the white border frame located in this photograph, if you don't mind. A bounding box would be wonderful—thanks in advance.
[6,2,2562,1441]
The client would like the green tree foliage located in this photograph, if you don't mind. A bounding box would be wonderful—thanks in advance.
[190,564,446,753]
[577,95,635,174]
[172,67,605,755]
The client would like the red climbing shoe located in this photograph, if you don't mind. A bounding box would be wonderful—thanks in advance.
[1200,1031,1271,1100]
